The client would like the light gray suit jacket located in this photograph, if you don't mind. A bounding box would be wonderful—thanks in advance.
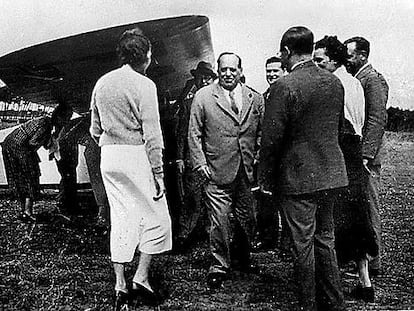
[188,83,264,185]
[356,64,389,166]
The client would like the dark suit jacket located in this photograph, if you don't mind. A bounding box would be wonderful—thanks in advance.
[258,60,348,195]
[356,64,389,166]
[175,79,198,163]
[188,83,264,185]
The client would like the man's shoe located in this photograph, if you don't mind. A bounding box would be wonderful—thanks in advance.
[350,285,375,303]
[252,241,275,253]
[207,272,226,289]
[236,264,262,275]
[369,267,382,277]
[18,213,37,223]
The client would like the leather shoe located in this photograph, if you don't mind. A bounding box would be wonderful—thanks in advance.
[236,264,261,274]
[207,272,226,289]
[369,268,382,277]
[113,290,129,311]
[129,282,160,307]
[350,284,375,303]
[18,213,37,223]
[252,240,276,252]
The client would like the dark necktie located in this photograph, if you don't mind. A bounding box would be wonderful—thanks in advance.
[229,90,239,116]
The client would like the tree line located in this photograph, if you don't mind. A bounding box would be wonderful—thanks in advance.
[386,107,414,132]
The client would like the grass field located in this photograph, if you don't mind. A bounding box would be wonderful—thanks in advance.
[0,131,413,311]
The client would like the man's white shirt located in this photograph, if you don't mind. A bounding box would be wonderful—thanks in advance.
[220,82,243,113]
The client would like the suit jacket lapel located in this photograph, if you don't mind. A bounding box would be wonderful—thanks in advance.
[212,84,240,123]
[240,85,254,124]
[356,64,372,80]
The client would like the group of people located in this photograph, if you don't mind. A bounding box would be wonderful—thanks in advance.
[170,26,387,311]
[1,97,109,226]
[1,24,388,311]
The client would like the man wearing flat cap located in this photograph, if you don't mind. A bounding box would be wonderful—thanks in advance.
[174,61,217,250]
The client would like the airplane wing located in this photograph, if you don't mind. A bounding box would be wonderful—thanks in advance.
[0,15,215,186]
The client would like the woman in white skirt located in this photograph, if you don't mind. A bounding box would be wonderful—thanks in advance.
[90,28,172,310]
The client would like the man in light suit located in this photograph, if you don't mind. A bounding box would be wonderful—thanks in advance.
[344,36,389,277]
[258,26,348,311]
[188,52,264,289]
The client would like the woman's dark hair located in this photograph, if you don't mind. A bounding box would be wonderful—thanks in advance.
[280,26,314,55]
[117,28,152,66]
[315,35,348,66]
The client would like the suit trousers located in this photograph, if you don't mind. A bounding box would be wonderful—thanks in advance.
[366,164,382,270]
[84,137,110,221]
[177,168,208,240]
[281,190,345,311]
[205,165,255,275]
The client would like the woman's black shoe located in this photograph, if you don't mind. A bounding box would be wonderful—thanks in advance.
[18,213,37,223]
[129,282,160,307]
[113,290,129,311]
[350,285,375,303]
[207,272,226,289]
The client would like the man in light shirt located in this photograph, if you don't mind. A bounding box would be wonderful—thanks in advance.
[188,52,264,289]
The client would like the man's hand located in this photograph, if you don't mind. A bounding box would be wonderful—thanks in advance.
[153,173,166,201]
[198,165,212,180]
[176,159,185,175]
[363,158,371,174]
[259,186,273,196]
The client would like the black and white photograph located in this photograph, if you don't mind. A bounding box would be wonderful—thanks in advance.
[0,1,413,310]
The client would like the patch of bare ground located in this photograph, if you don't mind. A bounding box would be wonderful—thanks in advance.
[0,131,413,310]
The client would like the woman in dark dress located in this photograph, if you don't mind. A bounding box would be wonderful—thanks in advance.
[2,116,52,222]
[313,35,378,302]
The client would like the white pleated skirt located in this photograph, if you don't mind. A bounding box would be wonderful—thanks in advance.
[101,144,172,263]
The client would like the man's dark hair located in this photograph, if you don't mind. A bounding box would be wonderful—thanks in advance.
[217,52,242,68]
[117,28,152,66]
[280,26,314,55]
[343,36,370,57]
[315,35,348,66]
[265,56,282,66]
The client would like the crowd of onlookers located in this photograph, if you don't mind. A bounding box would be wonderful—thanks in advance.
[0,24,388,311]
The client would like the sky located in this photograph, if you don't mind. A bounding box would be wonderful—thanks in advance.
[0,0,413,110]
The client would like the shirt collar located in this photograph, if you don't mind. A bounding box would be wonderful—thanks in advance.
[291,59,312,71]
[355,62,370,77]
[334,65,347,77]
[220,82,241,95]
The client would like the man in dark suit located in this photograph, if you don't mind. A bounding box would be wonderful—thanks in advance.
[344,37,389,277]
[258,26,348,311]
[174,61,216,249]
[253,55,287,252]
[188,52,264,289]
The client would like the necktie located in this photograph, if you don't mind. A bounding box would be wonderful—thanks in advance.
[229,90,239,116]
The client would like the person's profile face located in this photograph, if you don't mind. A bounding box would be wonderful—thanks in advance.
[313,48,336,72]
[218,54,242,90]
[195,74,214,89]
[266,62,284,85]
[345,42,363,75]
